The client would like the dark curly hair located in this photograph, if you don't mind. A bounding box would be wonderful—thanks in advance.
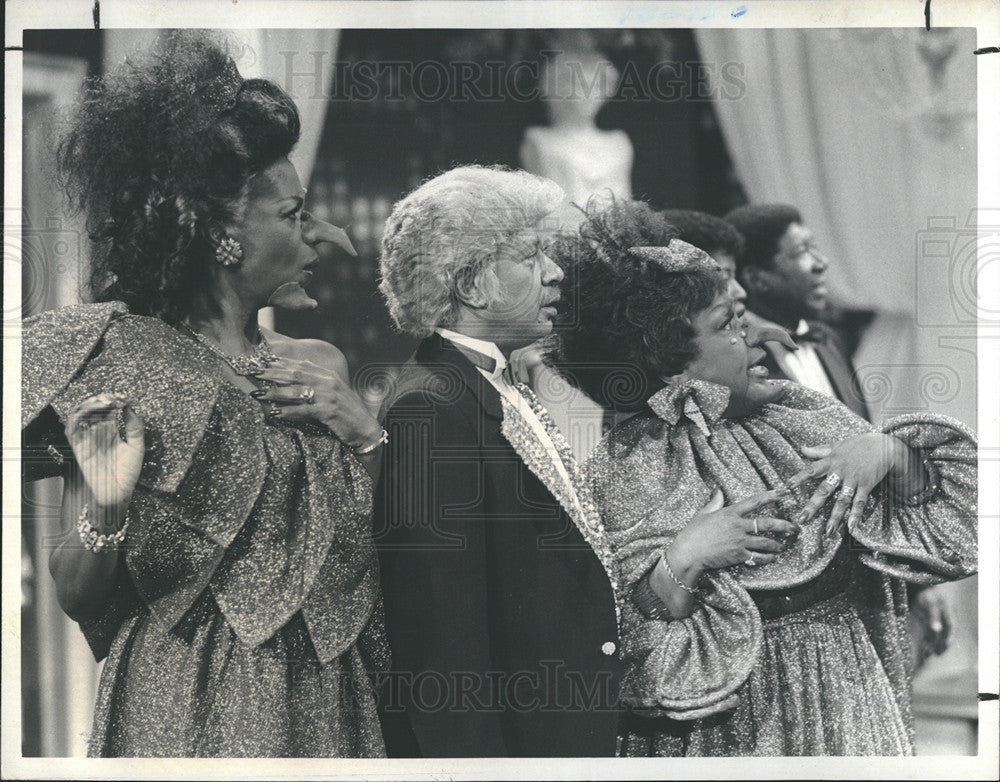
[723,203,802,274]
[552,199,725,411]
[58,30,300,322]
[661,208,745,260]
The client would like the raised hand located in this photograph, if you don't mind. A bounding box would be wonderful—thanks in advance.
[64,393,145,510]
[788,433,920,538]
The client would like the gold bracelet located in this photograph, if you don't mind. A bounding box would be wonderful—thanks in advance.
[76,503,129,554]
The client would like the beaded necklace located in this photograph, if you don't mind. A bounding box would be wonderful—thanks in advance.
[179,323,277,376]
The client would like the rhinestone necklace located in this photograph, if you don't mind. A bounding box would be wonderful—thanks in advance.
[179,322,278,376]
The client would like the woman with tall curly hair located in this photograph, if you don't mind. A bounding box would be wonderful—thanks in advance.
[21,31,388,757]
[553,199,978,756]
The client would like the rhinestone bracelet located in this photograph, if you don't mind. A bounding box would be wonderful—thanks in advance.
[660,551,701,596]
[354,428,389,455]
[77,503,129,554]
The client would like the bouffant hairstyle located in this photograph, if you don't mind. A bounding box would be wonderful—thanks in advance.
[661,208,745,260]
[58,30,300,322]
[724,203,802,274]
[553,199,725,411]
[378,165,564,337]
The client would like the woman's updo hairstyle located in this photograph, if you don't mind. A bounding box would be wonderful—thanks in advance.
[552,198,725,411]
[58,30,300,322]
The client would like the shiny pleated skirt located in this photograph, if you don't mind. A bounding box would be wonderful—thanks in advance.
[619,593,912,757]
[87,595,386,758]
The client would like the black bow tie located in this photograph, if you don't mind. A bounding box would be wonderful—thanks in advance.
[794,321,828,344]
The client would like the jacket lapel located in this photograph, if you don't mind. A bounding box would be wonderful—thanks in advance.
[813,339,871,421]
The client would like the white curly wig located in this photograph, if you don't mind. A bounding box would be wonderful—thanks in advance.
[378,165,564,336]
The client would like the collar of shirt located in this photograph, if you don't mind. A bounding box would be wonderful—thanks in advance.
[795,319,810,338]
[436,330,586,521]
[436,328,508,382]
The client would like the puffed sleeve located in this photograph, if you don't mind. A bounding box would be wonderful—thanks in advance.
[618,563,762,720]
[590,426,763,721]
[850,413,978,584]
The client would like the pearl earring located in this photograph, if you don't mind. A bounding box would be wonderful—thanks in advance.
[215,236,243,266]
[729,337,739,344]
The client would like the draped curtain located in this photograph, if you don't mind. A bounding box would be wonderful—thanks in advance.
[22,27,338,757]
[695,27,978,732]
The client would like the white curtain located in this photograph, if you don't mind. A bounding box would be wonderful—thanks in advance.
[24,27,338,756]
[695,27,978,741]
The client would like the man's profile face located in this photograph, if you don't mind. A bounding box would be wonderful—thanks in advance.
[762,222,829,319]
[463,225,565,352]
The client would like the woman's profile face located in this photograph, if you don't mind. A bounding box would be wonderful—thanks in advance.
[231,157,321,310]
[681,289,783,417]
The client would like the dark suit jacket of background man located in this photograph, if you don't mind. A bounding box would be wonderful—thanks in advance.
[372,333,622,757]
[749,313,871,421]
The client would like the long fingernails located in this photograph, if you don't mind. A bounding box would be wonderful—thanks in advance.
[795,512,808,524]
[250,390,267,399]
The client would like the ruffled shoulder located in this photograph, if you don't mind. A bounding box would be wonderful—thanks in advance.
[25,303,237,493]
[22,301,127,428]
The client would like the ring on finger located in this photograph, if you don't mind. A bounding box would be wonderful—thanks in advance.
[745,554,756,567]
[299,385,316,404]
[266,402,281,421]
[823,472,842,488]
[752,519,759,535]
[839,484,856,499]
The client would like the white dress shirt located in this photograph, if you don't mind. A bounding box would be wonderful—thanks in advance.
[779,320,838,398]
[437,328,586,520]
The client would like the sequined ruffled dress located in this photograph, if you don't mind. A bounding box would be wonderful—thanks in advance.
[586,379,977,757]
[22,303,387,758]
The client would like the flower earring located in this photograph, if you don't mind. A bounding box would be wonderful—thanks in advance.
[215,236,243,266]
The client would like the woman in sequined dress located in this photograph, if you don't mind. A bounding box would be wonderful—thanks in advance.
[22,32,388,757]
[554,201,978,756]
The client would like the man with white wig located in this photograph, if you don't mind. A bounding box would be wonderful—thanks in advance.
[373,165,622,757]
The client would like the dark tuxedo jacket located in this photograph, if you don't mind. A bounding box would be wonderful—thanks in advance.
[755,316,871,421]
[372,333,621,758]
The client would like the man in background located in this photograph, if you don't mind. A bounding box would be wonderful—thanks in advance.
[725,203,870,419]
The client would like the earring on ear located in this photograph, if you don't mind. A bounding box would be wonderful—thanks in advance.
[215,236,243,266]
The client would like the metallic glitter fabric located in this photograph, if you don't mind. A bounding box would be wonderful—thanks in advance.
[587,378,978,756]
[22,305,386,757]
